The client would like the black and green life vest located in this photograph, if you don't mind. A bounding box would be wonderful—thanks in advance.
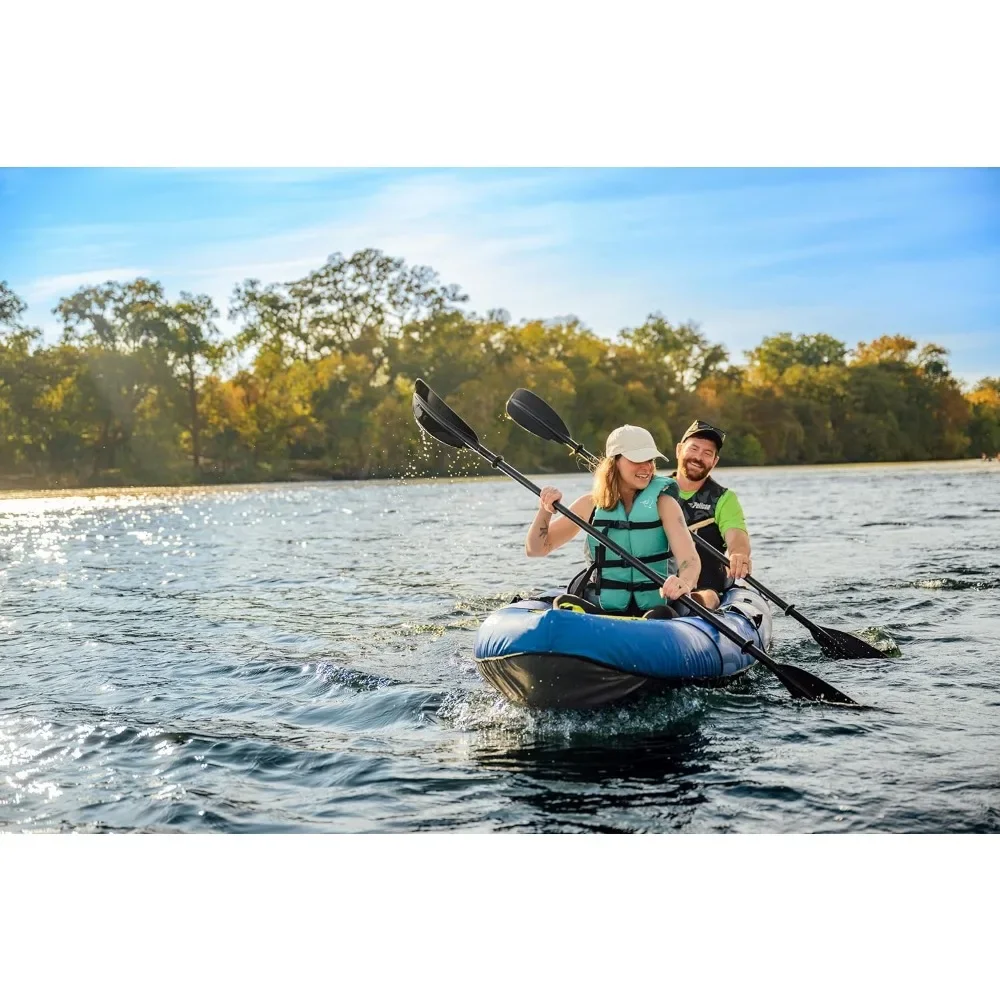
[673,474,729,594]
[583,474,678,612]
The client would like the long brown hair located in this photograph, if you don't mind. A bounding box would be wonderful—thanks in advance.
[591,456,623,511]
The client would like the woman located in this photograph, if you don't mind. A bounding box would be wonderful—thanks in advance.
[525,424,700,616]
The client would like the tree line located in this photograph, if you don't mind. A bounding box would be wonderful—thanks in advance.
[2,248,999,489]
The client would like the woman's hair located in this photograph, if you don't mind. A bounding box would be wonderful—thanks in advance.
[591,456,623,510]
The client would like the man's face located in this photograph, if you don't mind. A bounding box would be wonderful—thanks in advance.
[675,435,719,482]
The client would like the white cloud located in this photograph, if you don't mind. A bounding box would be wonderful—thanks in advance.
[15,170,999,379]
[23,267,148,302]
[143,171,586,329]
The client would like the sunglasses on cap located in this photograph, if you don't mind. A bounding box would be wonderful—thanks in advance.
[680,420,726,450]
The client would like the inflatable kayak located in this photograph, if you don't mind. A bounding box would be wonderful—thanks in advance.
[475,584,773,709]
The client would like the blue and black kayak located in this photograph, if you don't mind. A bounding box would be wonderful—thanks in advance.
[474,584,773,709]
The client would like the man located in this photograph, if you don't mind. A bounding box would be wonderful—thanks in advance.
[670,419,752,611]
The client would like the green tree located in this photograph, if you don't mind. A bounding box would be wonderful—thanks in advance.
[620,313,729,393]
[162,293,227,473]
[1,283,43,475]
[54,279,173,475]
[231,248,468,366]
[747,332,847,376]
[842,336,969,461]
[4,255,998,489]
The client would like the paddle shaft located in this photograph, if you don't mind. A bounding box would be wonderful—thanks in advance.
[684,531,836,641]
[456,437,787,672]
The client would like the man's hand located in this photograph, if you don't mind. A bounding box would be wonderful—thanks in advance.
[728,551,752,579]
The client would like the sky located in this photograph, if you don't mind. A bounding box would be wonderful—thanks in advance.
[1,167,997,384]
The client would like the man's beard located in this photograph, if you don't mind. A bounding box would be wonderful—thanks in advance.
[682,459,709,481]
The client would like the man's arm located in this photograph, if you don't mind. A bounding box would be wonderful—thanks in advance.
[724,527,752,578]
[715,490,752,579]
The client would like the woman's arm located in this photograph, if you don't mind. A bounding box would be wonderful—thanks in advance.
[525,490,594,556]
[657,494,701,599]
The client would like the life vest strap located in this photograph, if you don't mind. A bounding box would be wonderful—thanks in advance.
[599,550,669,569]
[593,579,663,593]
[593,518,663,531]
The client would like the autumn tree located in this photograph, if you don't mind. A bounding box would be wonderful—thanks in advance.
[3,253,997,489]
[966,377,1000,456]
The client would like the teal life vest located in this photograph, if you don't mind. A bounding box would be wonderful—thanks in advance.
[584,474,679,612]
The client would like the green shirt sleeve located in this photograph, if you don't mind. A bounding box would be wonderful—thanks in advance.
[714,489,747,537]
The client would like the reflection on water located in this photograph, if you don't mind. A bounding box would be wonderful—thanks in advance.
[2,461,1000,832]
[473,722,712,833]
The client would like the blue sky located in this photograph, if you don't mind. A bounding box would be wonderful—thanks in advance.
[1,168,997,384]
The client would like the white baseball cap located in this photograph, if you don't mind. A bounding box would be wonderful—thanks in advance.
[605,425,667,463]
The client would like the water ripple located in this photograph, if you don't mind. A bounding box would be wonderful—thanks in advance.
[3,465,999,832]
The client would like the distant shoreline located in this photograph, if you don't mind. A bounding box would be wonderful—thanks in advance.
[2,457,996,501]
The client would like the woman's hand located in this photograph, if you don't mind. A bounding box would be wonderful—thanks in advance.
[539,487,562,514]
[659,575,693,601]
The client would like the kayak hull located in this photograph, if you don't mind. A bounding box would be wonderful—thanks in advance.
[474,584,772,709]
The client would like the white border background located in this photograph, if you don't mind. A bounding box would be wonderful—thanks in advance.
[2,1,996,994]
[4,1,998,166]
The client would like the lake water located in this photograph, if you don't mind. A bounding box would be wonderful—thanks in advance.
[2,460,998,832]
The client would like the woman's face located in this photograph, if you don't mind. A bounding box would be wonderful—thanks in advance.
[617,456,655,492]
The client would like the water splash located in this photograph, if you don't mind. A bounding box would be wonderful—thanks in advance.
[308,663,399,691]
[854,626,902,656]
[435,685,710,740]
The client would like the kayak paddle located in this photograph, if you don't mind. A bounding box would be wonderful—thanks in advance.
[413,378,860,706]
[505,386,888,661]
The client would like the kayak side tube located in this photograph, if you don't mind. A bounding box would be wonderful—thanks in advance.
[474,586,772,683]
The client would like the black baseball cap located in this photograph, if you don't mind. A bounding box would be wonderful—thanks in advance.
[680,419,726,451]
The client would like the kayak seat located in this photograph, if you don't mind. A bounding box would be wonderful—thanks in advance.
[552,592,677,621]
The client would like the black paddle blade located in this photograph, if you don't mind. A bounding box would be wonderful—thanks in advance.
[412,378,477,450]
[771,661,860,706]
[810,624,889,660]
[506,388,573,445]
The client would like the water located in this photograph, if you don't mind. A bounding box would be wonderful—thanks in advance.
[1,461,998,833]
